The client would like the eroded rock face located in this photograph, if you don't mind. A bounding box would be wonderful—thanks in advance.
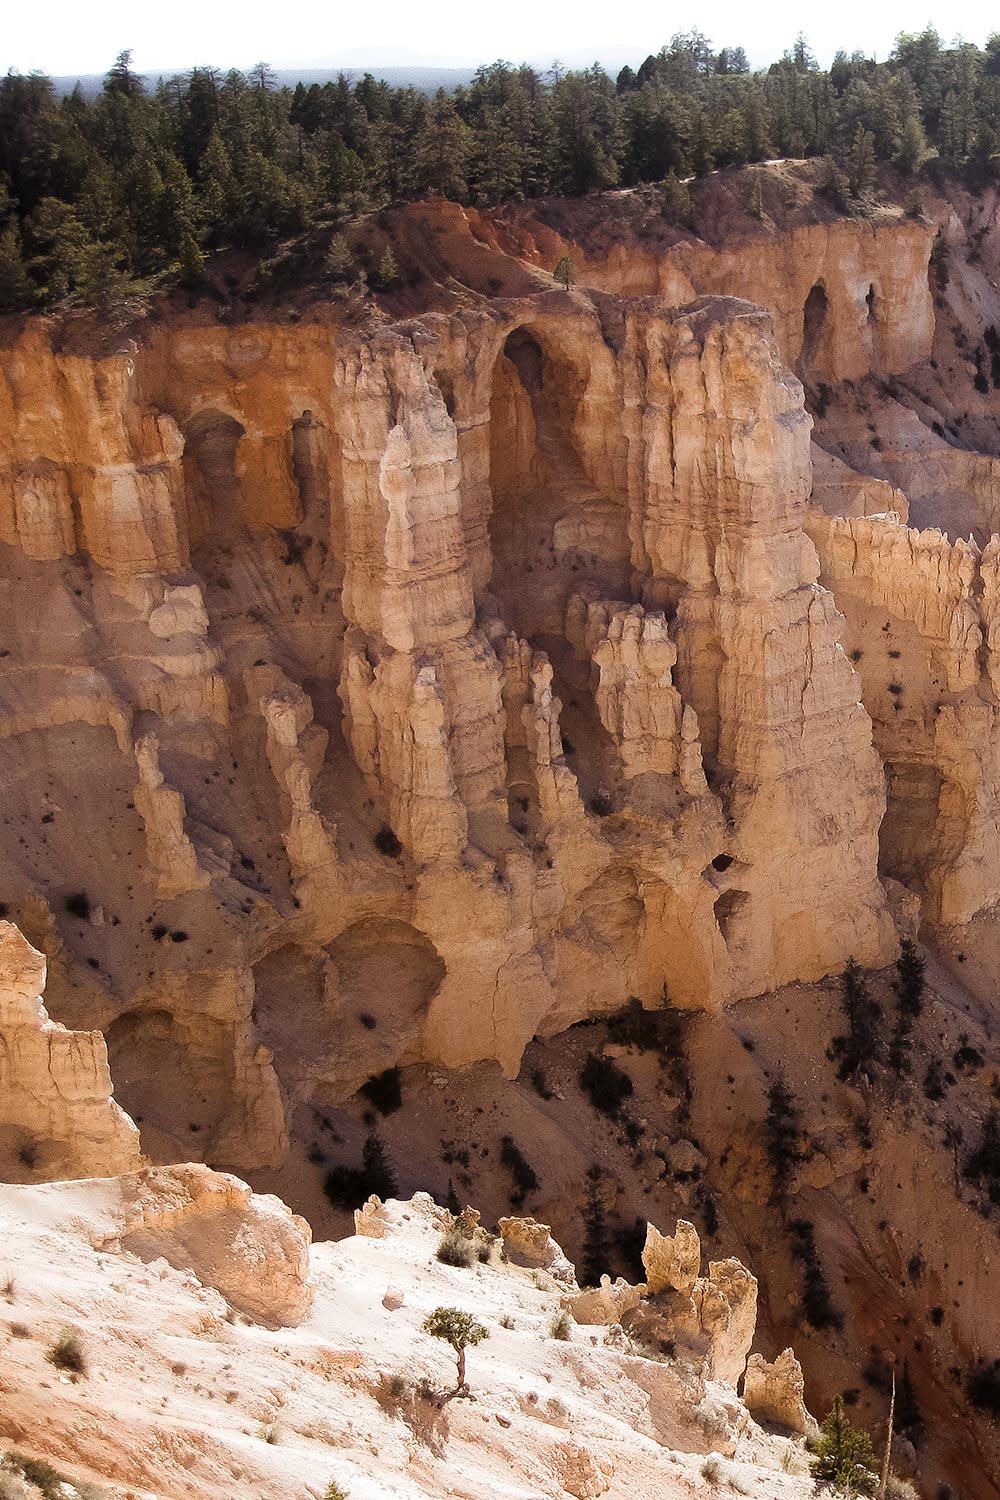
[0,254,917,1171]
[109,1163,313,1326]
[498,1214,576,1284]
[743,1348,812,1433]
[642,1219,701,1297]
[0,922,141,1181]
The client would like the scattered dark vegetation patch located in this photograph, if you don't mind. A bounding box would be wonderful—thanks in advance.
[789,1219,842,1330]
[374,826,403,858]
[63,892,91,920]
[580,1052,633,1120]
[324,1132,397,1210]
[359,1067,403,1117]
[500,1136,538,1207]
[967,1360,1000,1420]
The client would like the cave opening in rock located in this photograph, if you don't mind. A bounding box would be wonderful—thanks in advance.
[866,283,878,325]
[182,408,246,542]
[433,369,456,419]
[878,758,958,895]
[801,282,829,371]
[106,1007,235,1159]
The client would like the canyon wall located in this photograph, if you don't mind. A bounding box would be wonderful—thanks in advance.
[0,191,996,1181]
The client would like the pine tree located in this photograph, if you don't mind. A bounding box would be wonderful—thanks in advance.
[581,1166,610,1286]
[810,1396,878,1495]
[362,1131,397,1200]
[835,958,881,1081]
[896,113,930,174]
[0,223,31,310]
[889,939,925,1076]
[765,1074,802,1208]
[848,124,877,199]
[177,231,205,289]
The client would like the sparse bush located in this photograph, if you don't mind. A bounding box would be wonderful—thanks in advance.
[885,1477,919,1500]
[580,1052,633,1119]
[46,1328,86,1375]
[530,1068,553,1100]
[499,1314,515,1329]
[968,1359,1000,1418]
[549,1310,572,1340]
[700,1454,726,1485]
[963,1107,1000,1202]
[324,1483,350,1500]
[359,1067,403,1117]
[436,1229,476,1268]
[889,940,926,1076]
[63,891,91,920]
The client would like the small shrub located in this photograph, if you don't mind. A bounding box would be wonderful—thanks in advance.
[5,1454,75,1500]
[530,1068,553,1100]
[967,1359,1000,1419]
[700,1454,726,1485]
[1,1277,14,1300]
[324,1483,350,1500]
[47,1328,86,1375]
[63,892,91,920]
[580,1052,633,1120]
[436,1229,476,1268]
[549,1310,572,1340]
[359,1067,403,1117]
[499,1313,515,1329]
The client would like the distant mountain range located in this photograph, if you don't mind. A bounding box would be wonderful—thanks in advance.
[49,44,657,97]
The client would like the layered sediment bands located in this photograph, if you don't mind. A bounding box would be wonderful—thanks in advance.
[0,272,913,1171]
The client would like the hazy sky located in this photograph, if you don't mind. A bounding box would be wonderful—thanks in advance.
[3,0,997,78]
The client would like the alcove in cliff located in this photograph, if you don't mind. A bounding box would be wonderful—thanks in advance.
[487,324,628,639]
[800,282,829,373]
[182,409,246,543]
